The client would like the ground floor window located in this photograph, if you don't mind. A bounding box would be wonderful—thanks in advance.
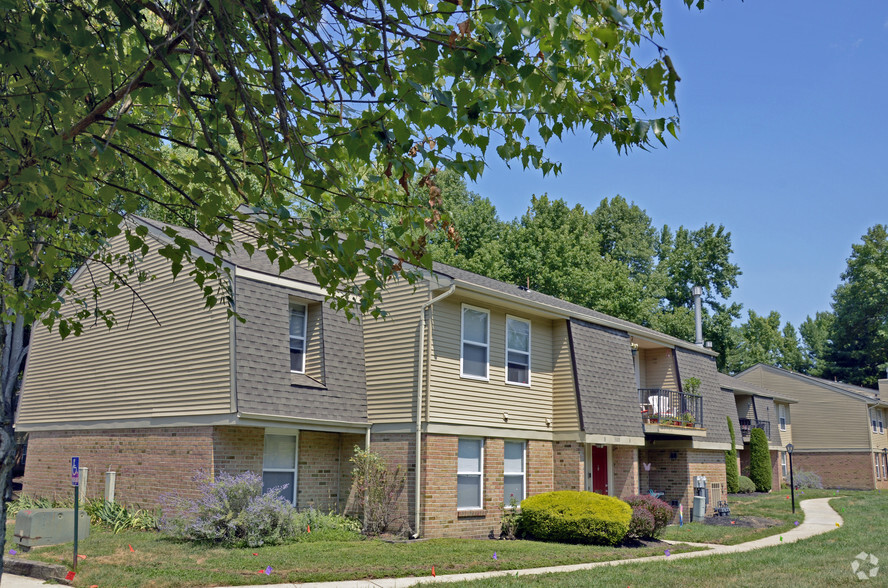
[458,438,483,509]
[263,434,299,504]
[781,452,787,478]
[875,453,881,481]
[504,441,526,504]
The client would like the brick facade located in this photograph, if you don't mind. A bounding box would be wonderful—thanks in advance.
[368,433,415,534]
[611,446,639,498]
[792,452,876,489]
[639,448,725,519]
[553,441,584,492]
[23,426,362,511]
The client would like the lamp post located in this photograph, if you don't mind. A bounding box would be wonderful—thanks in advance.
[786,443,795,514]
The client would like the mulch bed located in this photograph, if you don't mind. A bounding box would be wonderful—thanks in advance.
[702,515,783,529]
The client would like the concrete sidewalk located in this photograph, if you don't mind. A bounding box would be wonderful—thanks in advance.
[1,498,842,588]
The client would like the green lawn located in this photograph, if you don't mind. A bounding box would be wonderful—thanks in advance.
[7,526,701,587]
[661,488,844,545]
[448,491,882,587]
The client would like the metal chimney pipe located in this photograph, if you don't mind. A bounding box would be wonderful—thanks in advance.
[692,285,703,346]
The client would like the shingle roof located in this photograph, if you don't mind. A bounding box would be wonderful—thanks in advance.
[674,348,738,446]
[737,364,882,404]
[567,319,645,438]
[432,262,716,357]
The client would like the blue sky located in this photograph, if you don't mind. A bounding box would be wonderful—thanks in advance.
[471,0,888,330]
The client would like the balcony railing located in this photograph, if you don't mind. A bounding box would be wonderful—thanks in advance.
[638,388,703,429]
[739,418,770,439]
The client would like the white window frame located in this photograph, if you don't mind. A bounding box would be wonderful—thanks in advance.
[263,433,299,506]
[879,409,884,434]
[781,451,787,478]
[457,438,484,510]
[876,453,881,480]
[778,404,787,431]
[505,316,532,386]
[883,454,887,480]
[460,304,490,381]
[503,440,527,505]
[873,409,879,434]
[289,303,307,374]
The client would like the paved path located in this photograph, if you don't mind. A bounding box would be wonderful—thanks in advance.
[1,498,843,587]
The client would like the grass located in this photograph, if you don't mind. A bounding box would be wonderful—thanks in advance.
[661,488,843,545]
[447,490,883,587]
[7,526,702,587]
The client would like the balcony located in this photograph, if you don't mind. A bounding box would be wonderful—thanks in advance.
[639,388,704,431]
[739,418,770,439]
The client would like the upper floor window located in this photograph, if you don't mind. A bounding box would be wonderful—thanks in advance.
[879,410,884,434]
[778,404,787,431]
[289,303,307,373]
[506,317,531,386]
[872,409,879,434]
[461,305,489,380]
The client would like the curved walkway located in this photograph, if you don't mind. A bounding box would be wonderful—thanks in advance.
[0,498,844,588]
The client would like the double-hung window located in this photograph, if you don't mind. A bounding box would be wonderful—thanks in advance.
[778,405,787,431]
[457,438,483,509]
[879,410,884,434]
[883,454,887,479]
[505,317,531,385]
[461,306,489,379]
[263,434,299,504]
[873,410,879,434]
[781,451,787,478]
[289,303,307,373]
[504,441,526,504]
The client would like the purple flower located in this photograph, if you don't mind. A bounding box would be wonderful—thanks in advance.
[664,549,670,556]
[265,566,273,575]
[794,521,799,526]
[493,552,497,560]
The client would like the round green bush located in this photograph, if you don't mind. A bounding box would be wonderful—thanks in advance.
[518,491,631,546]
[737,475,756,493]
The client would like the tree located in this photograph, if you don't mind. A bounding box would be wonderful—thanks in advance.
[725,416,739,493]
[724,310,808,375]
[799,311,834,377]
[748,427,771,493]
[0,0,706,574]
[822,225,888,388]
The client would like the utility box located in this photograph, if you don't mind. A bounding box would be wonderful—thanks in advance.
[13,509,90,549]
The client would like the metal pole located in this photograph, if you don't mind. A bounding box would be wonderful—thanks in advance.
[73,484,79,570]
[789,452,795,514]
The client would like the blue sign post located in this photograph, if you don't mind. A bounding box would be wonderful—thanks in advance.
[72,457,80,570]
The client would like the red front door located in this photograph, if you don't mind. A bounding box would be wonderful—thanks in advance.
[592,446,608,494]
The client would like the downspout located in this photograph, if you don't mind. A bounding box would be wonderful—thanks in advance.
[414,283,455,538]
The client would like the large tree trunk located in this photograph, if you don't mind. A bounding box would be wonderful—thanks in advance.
[0,261,33,582]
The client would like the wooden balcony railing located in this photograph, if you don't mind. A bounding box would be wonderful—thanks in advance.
[638,388,703,429]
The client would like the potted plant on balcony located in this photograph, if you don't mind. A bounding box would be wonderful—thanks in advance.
[681,412,696,427]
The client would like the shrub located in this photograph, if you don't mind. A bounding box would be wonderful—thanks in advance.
[625,494,673,539]
[749,428,772,492]
[725,416,740,493]
[349,446,406,536]
[85,499,158,532]
[737,475,756,493]
[291,509,363,542]
[160,471,296,547]
[7,495,69,518]
[792,470,823,489]
[518,491,631,546]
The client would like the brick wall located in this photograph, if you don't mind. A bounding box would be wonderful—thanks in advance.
[526,440,554,496]
[298,431,350,511]
[369,433,415,534]
[687,450,727,517]
[339,433,365,513]
[553,441,583,491]
[771,450,783,490]
[212,426,263,475]
[792,452,875,489]
[22,427,215,507]
[611,446,639,499]
[639,448,726,520]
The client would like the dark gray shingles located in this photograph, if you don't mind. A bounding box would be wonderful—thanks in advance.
[568,319,645,438]
[675,348,739,446]
[234,277,367,423]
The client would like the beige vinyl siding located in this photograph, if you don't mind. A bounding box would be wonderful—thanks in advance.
[738,366,870,450]
[303,302,325,384]
[18,234,231,424]
[776,402,792,447]
[640,348,677,390]
[427,297,554,431]
[362,279,429,423]
[552,319,579,431]
[735,396,754,420]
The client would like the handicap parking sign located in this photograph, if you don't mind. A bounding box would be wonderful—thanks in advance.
[71,456,80,486]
